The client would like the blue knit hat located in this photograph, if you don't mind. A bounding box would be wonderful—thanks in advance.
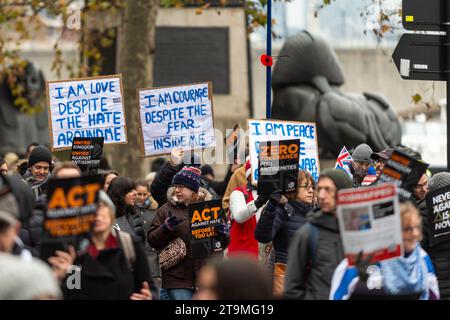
[172,166,201,192]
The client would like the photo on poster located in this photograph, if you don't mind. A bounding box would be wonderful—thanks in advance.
[342,207,371,231]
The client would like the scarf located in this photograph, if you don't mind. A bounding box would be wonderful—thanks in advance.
[380,243,427,299]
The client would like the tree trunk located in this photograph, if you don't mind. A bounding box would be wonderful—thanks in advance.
[116,0,158,178]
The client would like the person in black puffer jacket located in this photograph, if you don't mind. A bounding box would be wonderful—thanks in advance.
[423,172,450,299]
[108,177,146,243]
[255,170,314,297]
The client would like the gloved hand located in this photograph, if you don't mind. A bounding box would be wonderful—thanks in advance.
[355,251,373,283]
[215,223,230,238]
[163,211,182,231]
[254,194,269,209]
[269,190,284,204]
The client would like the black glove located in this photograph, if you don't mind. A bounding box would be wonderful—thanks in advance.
[269,189,284,204]
[355,251,374,283]
[215,223,230,237]
[254,194,269,209]
[163,211,182,232]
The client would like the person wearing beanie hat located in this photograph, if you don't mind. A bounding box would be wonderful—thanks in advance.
[50,189,156,300]
[428,172,450,193]
[27,145,52,180]
[421,171,450,299]
[23,145,53,200]
[0,253,62,299]
[148,165,230,300]
[350,144,373,187]
[172,166,202,193]
[284,168,352,300]
[0,192,21,254]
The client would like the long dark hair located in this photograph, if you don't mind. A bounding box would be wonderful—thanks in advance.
[107,176,136,218]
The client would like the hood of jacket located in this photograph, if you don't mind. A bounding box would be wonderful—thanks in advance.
[6,174,35,225]
[307,208,340,233]
[166,186,212,206]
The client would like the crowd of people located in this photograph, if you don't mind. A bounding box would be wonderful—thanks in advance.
[0,140,446,300]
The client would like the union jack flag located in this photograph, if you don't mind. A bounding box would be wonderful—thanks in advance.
[335,146,353,177]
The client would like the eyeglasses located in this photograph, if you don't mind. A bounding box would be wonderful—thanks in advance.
[414,182,428,191]
[32,165,50,172]
[173,184,186,190]
[402,225,421,233]
[315,186,337,194]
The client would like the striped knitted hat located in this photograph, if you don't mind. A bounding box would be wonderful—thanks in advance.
[172,166,201,192]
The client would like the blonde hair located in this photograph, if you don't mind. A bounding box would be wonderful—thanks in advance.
[400,201,422,241]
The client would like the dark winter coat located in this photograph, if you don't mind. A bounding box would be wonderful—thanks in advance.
[255,199,312,264]
[136,200,160,279]
[284,209,344,300]
[147,187,229,289]
[63,230,154,300]
[115,206,146,243]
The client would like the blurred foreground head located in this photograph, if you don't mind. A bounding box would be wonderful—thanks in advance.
[195,256,272,300]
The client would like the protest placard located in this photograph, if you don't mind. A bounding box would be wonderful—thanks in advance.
[426,185,450,247]
[137,82,216,157]
[257,139,300,198]
[70,137,104,173]
[189,199,225,259]
[248,119,319,182]
[46,74,127,150]
[337,183,403,266]
[44,175,101,239]
[378,148,429,199]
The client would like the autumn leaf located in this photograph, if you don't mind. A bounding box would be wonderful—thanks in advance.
[380,24,390,34]
[412,94,422,104]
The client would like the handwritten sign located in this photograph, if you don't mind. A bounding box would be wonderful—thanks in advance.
[46,74,127,150]
[248,119,319,182]
[137,82,216,156]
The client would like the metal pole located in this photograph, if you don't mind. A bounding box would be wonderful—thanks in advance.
[266,0,272,119]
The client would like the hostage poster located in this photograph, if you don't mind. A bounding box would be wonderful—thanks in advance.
[189,199,225,259]
[336,183,403,266]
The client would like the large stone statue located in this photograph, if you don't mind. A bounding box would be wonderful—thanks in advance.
[0,61,49,155]
[271,31,401,159]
